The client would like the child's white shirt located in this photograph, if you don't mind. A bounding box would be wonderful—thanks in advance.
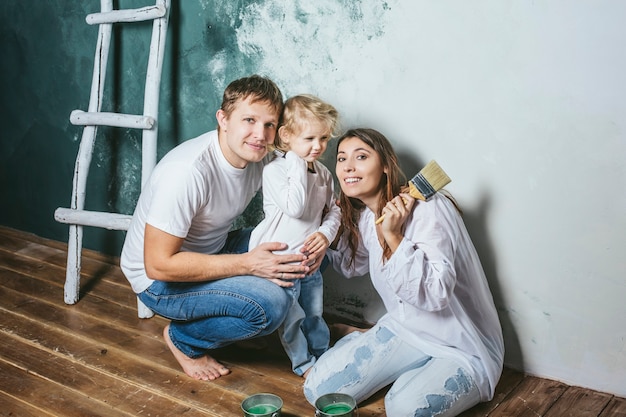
[249,150,340,256]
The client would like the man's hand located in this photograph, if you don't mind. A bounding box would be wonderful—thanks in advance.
[245,242,309,287]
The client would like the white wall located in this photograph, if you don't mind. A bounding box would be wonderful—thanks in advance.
[219,0,626,396]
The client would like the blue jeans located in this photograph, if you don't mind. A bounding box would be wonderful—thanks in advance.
[278,269,330,376]
[303,324,481,417]
[137,229,290,359]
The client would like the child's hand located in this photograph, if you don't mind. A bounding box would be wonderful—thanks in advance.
[301,232,329,273]
[303,232,329,256]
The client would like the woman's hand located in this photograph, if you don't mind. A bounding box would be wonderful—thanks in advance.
[379,193,415,252]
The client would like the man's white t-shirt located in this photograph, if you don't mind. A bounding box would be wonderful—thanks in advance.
[120,130,268,293]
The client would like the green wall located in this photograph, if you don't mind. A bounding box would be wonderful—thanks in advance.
[0,1,266,255]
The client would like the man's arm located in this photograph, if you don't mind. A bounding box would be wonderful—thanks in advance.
[143,224,309,286]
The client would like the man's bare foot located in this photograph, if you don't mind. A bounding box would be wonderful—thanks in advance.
[163,325,230,381]
[302,367,312,379]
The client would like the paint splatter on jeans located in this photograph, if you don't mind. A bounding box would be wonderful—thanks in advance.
[386,366,478,416]
[304,323,481,417]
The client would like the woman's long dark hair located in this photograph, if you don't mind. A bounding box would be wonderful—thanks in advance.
[336,128,407,264]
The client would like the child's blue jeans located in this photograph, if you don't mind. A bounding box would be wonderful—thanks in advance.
[278,269,330,376]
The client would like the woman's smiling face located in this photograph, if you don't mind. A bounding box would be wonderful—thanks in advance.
[336,135,386,211]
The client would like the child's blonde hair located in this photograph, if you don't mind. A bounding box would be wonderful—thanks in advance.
[274,94,339,152]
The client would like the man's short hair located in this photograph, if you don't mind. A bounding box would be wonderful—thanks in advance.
[220,75,283,118]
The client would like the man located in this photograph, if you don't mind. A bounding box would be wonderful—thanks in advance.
[121,75,314,381]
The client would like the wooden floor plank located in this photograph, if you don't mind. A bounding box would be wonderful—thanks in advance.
[0,246,136,308]
[0,331,213,417]
[0,390,57,417]
[0,265,156,332]
[600,397,626,417]
[0,359,133,417]
[0,226,114,263]
[545,385,613,417]
[0,227,136,310]
[479,375,568,417]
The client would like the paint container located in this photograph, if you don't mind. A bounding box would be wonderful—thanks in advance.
[241,393,283,417]
[314,393,357,417]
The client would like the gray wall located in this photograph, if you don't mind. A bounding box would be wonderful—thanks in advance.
[1,1,625,397]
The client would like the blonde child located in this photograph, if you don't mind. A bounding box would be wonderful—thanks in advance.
[249,94,340,376]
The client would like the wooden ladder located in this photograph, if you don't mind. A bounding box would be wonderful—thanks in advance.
[55,0,171,318]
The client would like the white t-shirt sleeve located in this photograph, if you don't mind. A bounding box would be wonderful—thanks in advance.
[145,161,205,238]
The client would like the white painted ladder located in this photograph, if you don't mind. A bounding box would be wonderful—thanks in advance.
[55,0,171,318]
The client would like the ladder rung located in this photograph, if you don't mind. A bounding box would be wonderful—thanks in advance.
[70,110,155,130]
[86,5,166,25]
[55,208,132,231]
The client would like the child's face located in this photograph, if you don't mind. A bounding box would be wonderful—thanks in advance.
[281,118,331,164]
[216,96,279,168]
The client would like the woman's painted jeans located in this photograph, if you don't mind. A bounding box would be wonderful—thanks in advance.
[137,228,290,358]
[303,324,481,417]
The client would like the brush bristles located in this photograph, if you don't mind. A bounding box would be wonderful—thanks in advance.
[375,160,451,224]
[419,160,451,191]
[408,160,451,200]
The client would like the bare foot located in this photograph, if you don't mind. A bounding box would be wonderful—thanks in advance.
[163,325,230,381]
[302,367,312,379]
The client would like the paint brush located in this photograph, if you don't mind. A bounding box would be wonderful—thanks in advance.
[375,160,451,224]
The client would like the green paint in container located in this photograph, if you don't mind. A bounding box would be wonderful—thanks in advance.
[314,393,357,417]
[241,393,282,417]
[322,402,354,414]
[247,404,279,414]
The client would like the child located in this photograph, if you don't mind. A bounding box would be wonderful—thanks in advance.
[248,94,341,377]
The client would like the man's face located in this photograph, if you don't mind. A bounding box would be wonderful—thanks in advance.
[216,97,279,168]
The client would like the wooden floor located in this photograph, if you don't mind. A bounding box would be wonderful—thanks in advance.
[0,225,625,417]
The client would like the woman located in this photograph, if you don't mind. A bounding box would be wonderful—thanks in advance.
[303,128,504,417]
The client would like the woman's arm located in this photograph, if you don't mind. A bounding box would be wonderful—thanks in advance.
[381,194,459,311]
[327,231,370,278]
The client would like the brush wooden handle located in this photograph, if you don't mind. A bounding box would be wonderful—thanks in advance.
[408,181,427,201]
[374,196,410,225]
[375,160,450,224]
